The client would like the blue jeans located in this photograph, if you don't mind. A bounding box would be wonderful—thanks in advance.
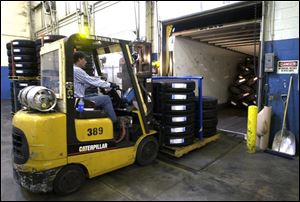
[85,94,117,122]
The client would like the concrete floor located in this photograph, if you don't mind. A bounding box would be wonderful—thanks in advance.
[1,100,299,201]
[217,106,248,136]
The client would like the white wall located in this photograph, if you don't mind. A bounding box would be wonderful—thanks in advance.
[157,1,240,21]
[264,1,299,41]
[94,1,145,40]
[173,37,246,104]
[1,2,31,66]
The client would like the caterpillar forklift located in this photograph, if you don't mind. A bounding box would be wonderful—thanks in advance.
[12,33,159,195]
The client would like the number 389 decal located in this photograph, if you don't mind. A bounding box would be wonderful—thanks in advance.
[87,127,103,136]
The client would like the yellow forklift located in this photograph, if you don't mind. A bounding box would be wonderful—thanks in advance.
[12,33,158,195]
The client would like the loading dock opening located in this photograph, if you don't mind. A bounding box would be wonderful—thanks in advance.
[160,1,263,137]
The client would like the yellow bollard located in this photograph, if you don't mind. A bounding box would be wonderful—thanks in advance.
[247,105,258,153]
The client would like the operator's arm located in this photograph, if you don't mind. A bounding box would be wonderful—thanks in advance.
[74,66,111,88]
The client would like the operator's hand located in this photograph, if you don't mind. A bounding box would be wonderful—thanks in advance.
[100,75,107,81]
[109,82,119,89]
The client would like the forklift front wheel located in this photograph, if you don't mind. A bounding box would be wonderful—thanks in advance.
[53,165,85,195]
[136,136,159,166]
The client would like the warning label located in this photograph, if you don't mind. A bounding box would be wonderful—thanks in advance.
[277,60,298,74]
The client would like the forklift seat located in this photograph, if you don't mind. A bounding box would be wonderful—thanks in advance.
[75,98,108,119]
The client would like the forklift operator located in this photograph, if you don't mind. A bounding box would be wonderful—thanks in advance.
[73,51,118,123]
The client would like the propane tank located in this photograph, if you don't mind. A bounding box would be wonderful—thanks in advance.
[18,86,57,112]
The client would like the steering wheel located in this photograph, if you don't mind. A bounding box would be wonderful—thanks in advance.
[99,87,123,108]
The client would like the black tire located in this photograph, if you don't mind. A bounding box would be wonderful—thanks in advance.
[7,48,36,56]
[53,165,85,195]
[9,62,38,69]
[233,78,247,86]
[203,127,217,137]
[14,80,40,88]
[202,96,218,109]
[164,134,194,146]
[229,86,242,94]
[9,55,37,62]
[203,109,217,119]
[164,124,194,136]
[136,135,158,166]
[35,45,41,52]
[163,114,194,126]
[160,92,195,104]
[246,77,258,86]
[245,93,256,102]
[163,102,195,115]
[6,42,12,49]
[203,118,218,128]
[239,85,254,93]
[232,92,250,101]
[9,69,39,77]
[229,99,243,108]
[11,40,35,48]
[153,79,195,93]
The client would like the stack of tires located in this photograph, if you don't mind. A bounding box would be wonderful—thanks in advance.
[229,57,257,108]
[202,96,218,137]
[6,40,40,114]
[153,79,196,146]
[7,40,38,77]
[35,35,65,69]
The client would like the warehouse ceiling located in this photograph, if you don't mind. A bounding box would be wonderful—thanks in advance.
[173,19,261,56]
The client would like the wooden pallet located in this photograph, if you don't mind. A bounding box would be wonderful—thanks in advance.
[8,76,40,80]
[160,133,221,158]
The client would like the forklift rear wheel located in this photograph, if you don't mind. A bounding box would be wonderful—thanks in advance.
[53,165,85,195]
[136,136,159,166]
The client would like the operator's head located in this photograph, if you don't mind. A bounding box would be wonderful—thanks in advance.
[73,51,87,68]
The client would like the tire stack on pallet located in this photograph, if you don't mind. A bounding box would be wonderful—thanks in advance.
[153,79,196,147]
[35,35,66,70]
[202,96,218,137]
[6,40,40,115]
[229,57,257,108]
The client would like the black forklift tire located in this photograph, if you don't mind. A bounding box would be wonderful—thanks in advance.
[9,69,39,77]
[10,62,38,69]
[246,77,258,86]
[10,40,35,48]
[8,55,37,63]
[203,109,217,119]
[232,92,250,101]
[152,79,195,93]
[6,42,12,49]
[164,114,194,126]
[202,96,218,109]
[246,93,256,102]
[203,127,217,137]
[164,133,194,146]
[7,48,36,56]
[239,85,253,93]
[203,118,218,128]
[53,165,85,195]
[160,92,195,103]
[136,135,159,166]
[164,124,194,136]
[229,86,242,94]
[163,102,195,115]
